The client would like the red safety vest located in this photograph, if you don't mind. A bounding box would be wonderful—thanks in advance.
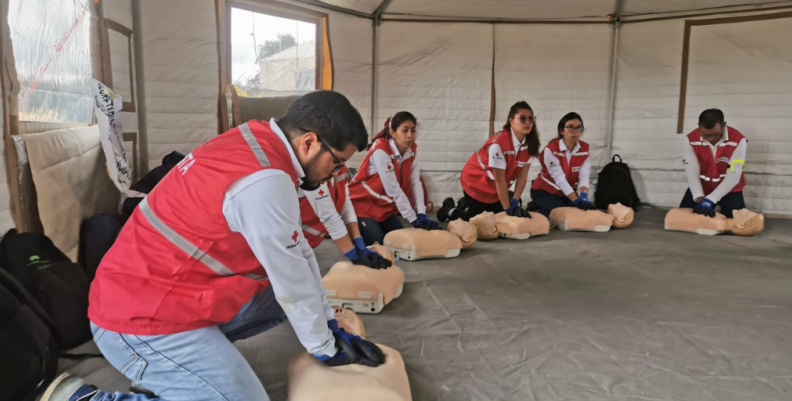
[299,166,349,248]
[89,121,298,335]
[532,139,590,197]
[687,127,746,195]
[461,130,531,204]
[349,138,417,222]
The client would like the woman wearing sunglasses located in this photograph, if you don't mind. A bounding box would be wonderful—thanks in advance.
[438,101,541,222]
[349,111,440,246]
[530,112,595,217]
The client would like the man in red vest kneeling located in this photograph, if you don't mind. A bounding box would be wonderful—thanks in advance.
[41,92,385,401]
[681,109,748,218]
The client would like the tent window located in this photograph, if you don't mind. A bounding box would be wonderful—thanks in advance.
[229,4,328,97]
[8,0,93,123]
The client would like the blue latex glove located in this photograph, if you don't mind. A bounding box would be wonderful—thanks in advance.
[313,319,385,367]
[573,192,596,211]
[693,198,716,218]
[411,213,439,230]
[504,198,529,218]
[345,237,391,269]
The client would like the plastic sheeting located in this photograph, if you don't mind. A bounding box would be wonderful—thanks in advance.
[494,24,613,203]
[377,22,493,203]
[60,209,792,400]
[140,0,218,169]
[613,13,792,215]
[8,0,93,123]
[685,17,792,215]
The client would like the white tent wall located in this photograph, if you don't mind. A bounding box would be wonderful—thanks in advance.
[376,22,493,203]
[494,24,614,204]
[0,87,12,233]
[139,0,219,170]
[612,11,792,215]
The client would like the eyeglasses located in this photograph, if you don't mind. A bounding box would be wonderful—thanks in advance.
[300,127,345,173]
[514,115,536,124]
[565,125,585,133]
[318,138,345,173]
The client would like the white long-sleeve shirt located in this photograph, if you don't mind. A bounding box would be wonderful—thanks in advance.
[541,140,591,196]
[682,127,747,203]
[366,138,425,222]
[488,129,537,170]
[222,119,336,357]
[298,178,357,240]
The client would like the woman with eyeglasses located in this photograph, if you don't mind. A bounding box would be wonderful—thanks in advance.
[349,111,440,246]
[530,112,595,217]
[437,101,541,222]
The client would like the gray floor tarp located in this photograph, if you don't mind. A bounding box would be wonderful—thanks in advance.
[61,208,792,400]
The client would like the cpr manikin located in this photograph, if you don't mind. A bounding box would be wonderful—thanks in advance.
[322,258,404,314]
[288,309,412,401]
[383,228,462,261]
[494,212,550,240]
[446,219,478,250]
[470,212,499,240]
[549,203,635,232]
[664,208,764,236]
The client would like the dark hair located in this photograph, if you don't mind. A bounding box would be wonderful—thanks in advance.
[503,101,540,157]
[369,111,417,149]
[699,109,725,129]
[557,112,584,140]
[278,90,368,152]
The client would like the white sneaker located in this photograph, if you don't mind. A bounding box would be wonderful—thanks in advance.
[38,373,99,401]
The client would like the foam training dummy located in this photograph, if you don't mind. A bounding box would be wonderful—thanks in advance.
[383,228,462,261]
[494,212,551,240]
[333,306,365,339]
[446,219,478,250]
[470,211,499,240]
[549,202,636,232]
[664,208,764,236]
[287,310,412,401]
[323,260,405,314]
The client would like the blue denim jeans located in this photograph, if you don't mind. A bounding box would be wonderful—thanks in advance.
[88,284,287,400]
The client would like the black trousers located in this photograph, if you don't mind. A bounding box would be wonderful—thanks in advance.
[449,191,504,221]
[679,189,745,218]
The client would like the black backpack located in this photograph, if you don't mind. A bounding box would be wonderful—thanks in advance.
[0,230,92,349]
[0,268,59,401]
[594,155,641,210]
[78,213,123,281]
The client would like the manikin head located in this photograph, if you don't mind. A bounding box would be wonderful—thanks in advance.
[278,91,368,190]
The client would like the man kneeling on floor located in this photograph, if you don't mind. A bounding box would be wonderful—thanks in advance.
[681,109,748,218]
[40,91,385,401]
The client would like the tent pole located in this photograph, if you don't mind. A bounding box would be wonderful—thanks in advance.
[132,0,150,176]
[369,0,392,137]
[605,20,620,160]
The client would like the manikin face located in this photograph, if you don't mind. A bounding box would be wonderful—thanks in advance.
[298,132,357,191]
[560,118,584,145]
[699,123,725,146]
[390,120,417,154]
[510,109,535,136]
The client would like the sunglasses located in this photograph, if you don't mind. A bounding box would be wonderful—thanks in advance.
[514,115,536,124]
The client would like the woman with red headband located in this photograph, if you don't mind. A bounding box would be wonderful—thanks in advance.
[349,111,440,246]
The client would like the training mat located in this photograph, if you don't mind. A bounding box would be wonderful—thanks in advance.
[59,208,792,400]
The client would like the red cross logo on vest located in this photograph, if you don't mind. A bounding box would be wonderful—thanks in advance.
[495,152,501,157]
[292,230,299,242]
[318,189,325,196]
[387,164,393,171]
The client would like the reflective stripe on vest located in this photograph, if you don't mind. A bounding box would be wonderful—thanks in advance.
[302,224,326,238]
[136,123,274,281]
[239,123,271,167]
[361,181,394,203]
[700,173,727,183]
[476,151,495,180]
[541,174,561,190]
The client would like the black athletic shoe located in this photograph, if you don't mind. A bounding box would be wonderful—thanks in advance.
[437,197,455,222]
